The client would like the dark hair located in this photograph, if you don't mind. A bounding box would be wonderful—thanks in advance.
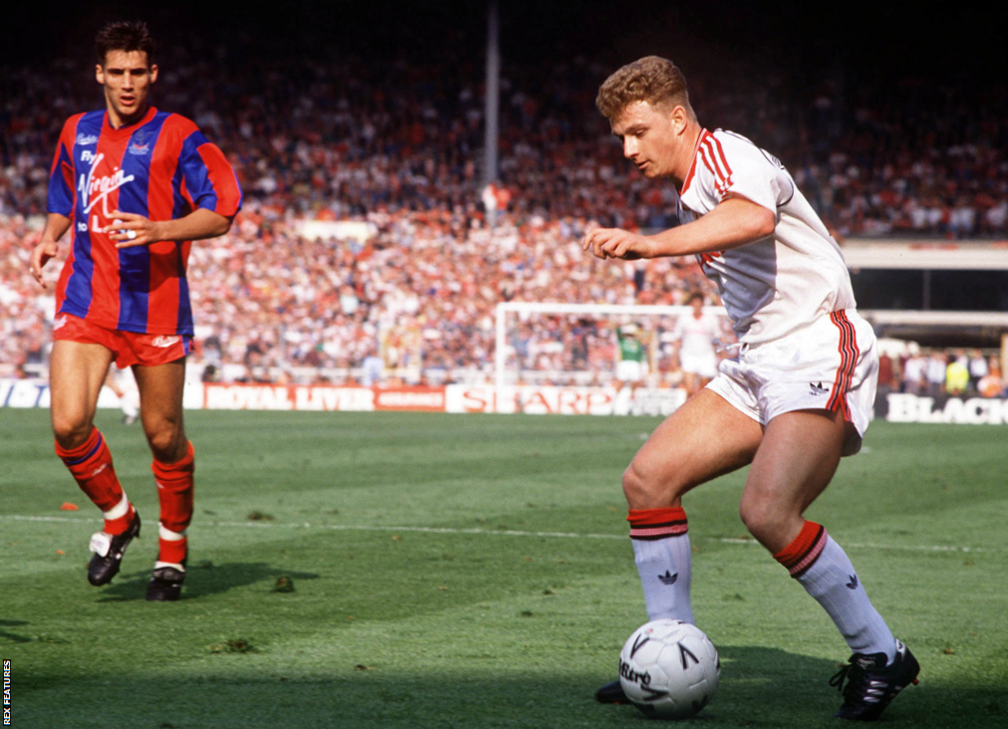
[96,21,155,66]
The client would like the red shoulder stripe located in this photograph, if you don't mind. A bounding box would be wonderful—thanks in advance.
[679,129,709,196]
[707,133,734,192]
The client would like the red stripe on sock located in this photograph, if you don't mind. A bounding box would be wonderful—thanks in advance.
[627,507,688,540]
[773,520,828,577]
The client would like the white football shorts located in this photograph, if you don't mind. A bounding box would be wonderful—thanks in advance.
[680,351,718,379]
[616,359,645,382]
[706,309,878,456]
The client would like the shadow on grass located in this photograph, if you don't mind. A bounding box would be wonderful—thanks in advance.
[13,646,1007,728]
[0,618,32,643]
[95,562,320,602]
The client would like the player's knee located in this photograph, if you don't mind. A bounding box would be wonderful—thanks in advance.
[51,415,93,449]
[622,461,676,509]
[738,492,785,542]
[621,464,644,506]
[144,422,185,461]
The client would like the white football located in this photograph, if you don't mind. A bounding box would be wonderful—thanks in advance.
[618,619,720,719]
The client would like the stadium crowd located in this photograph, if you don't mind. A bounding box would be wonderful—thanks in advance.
[2,36,1006,390]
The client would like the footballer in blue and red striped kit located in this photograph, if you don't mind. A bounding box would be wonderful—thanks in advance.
[31,20,241,602]
[48,88,241,336]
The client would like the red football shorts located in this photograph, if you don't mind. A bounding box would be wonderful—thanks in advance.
[53,313,191,369]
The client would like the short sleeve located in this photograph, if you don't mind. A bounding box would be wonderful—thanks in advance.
[47,117,78,216]
[178,129,243,217]
[706,132,794,214]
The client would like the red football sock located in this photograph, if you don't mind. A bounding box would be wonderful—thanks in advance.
[158,529,188,565]
[55,428,129,532]
[153,441,195,563]
[104,498,137,535]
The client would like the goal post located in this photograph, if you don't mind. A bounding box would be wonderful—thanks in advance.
[493,301,732,405]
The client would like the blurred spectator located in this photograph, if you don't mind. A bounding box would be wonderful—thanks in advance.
[968,349,989,393]
[926,350,948,398]
[877,350,896,401]
[901,351,926,395]
[944,351,969,396]
[977,358,1005,398]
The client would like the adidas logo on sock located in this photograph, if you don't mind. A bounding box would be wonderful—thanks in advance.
[658,570,678,586]
[846,574,859,590]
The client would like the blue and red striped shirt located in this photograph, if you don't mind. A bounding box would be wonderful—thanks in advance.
[47,106,242,336]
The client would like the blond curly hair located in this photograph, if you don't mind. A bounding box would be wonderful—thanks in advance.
[596,56,695,121]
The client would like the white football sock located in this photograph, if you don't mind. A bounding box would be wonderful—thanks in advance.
[632,534,694,624]
[796,535,897,662]
[102,492,130,521]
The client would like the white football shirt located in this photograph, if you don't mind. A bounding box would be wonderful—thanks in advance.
[677,129,855,345]
[671,312,719,359]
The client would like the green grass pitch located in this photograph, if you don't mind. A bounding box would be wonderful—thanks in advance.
[2,409,1006,728]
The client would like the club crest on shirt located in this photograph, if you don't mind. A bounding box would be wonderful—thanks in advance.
[128,142,150,156]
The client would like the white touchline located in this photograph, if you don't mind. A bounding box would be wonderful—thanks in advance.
[0,514,995,553]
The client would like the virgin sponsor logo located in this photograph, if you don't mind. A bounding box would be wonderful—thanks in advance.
[77,152,136,236]
[76,133,99,146]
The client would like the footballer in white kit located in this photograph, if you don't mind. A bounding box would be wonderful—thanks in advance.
[670,292,719,394]
[583,56,918,721]
[678,127,877,453]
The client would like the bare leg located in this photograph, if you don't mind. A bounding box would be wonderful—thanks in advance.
[133,359,188,463]
[739,407,849,553]
[49,340,114,448]
[134,358,193,583]
[623,388,762,508]
[622,388,762,623]
[741,407,898,664]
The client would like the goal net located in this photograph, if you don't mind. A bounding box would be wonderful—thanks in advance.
[493,302,736,416]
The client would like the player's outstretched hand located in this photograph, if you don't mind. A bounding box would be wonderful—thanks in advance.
[30,239,59,287]
[582,227,651,260]
[109,211,164,248]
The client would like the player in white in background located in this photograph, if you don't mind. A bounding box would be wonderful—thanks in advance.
[669,292,719,396]
[103,369,140,425]
[583,56,918,721]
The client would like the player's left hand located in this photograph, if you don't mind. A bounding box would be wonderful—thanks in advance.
[108,211,164,248]
[582,227,652,260]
